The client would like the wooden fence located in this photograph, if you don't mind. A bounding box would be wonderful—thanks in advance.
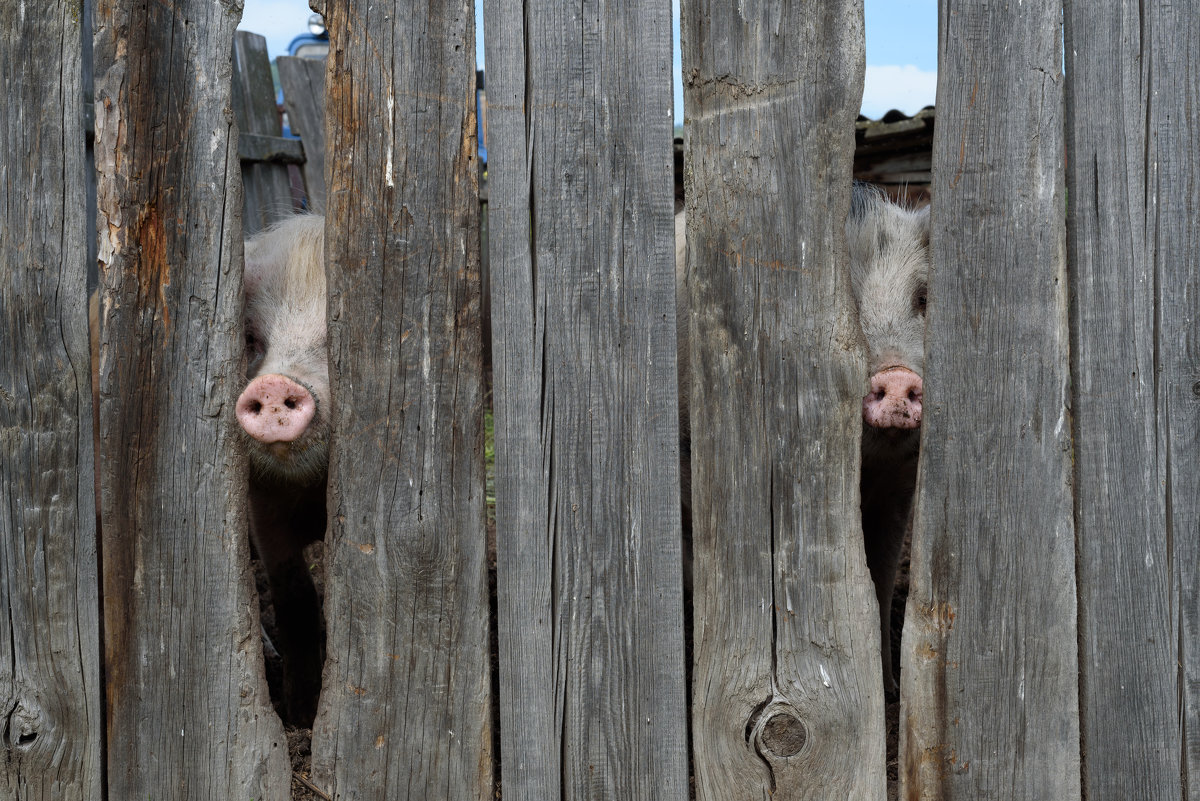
[2,1,1197,800]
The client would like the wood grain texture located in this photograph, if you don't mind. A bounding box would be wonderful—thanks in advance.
[900,2,1080,799]
[309,1,492,798]
[1066,1,1200,797]
[680,2,885,799]
[277,55,328,212]
[233,31,297,235]
[0,4,101,798]
[477,3,555,797]
[1151,6,1200,793]
[482,0,688,798]
[93,2,290,798]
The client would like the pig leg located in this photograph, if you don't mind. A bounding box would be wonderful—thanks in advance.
[248,482,326,725]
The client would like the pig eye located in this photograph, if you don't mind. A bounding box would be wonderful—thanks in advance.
[245,325,265,360]
[914,285,928,315]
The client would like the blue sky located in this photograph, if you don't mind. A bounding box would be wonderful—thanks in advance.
[239,0,936,120]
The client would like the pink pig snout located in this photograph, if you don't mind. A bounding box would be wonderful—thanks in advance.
[863,367,923,430]
[237,374,316,443]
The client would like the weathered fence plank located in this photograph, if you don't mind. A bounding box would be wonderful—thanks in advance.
[483,1,688,799]
[1065,2,1199,798]
[93,3,290,798]
[477,7,554,797]
[233,31,297,235]
[1153,11,1200,794]
[681,2,885,799]
[278,55,328,211]
[901,2,1080,799]
[84,0,98,292]
[308,1,492,798]
[0,4,101,798]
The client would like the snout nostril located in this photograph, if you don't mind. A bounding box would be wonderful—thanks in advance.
[248,400,263,414]
[908,390,919,402]
[284,398,297,410]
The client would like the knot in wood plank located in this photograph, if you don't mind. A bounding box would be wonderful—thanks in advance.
[745,695,809,761]
[759,711,807,758]
[2,689,51,762]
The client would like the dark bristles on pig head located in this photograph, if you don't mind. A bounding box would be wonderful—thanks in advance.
[847,182,930,696]
[238,213,330,726]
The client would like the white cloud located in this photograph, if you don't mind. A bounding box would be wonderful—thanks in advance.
[861,64,936,119]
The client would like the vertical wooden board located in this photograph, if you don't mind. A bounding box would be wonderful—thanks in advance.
[477,3,555,797]
[483,0,688,799]
[0,4,101,799]
[277,55,328,212]
[93,2,290,798]
[1064,1,1188,798]
[84,0,98,292]
[309,1,492,798]
[1144,3,1200,795]
[233,31,296,235]
[681,2,885,799]
[900,2,1079,799]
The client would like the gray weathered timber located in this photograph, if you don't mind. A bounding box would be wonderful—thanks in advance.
[1065,2,1199,798]
[278,55,328,211]
[93,3,290,798]
[1152,9,1200,794]
[307,1,492,798]
[84,0,98,292]
[233,31,297,235]
[477,4,554,797]
[681,2,884,799]
[900,2,1080,799]
[0,4,101,798]
[483,1,688,799]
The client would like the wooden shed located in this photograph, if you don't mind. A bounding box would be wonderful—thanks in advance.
[854,106,935,205]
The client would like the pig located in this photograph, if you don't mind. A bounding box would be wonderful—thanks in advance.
[847,182,929,695]
[238,213,329,725]
[675,182,929,696]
